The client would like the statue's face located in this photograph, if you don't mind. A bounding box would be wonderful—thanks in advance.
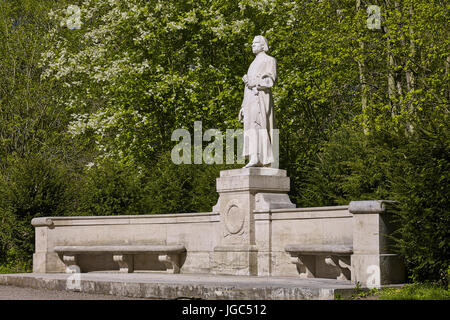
[252,38,264,54]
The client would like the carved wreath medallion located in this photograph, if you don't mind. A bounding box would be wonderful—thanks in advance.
[223,200,245,235]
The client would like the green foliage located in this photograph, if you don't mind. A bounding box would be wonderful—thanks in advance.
[351,287,380,300]
[76,153,234,216]
[0,0,448,283]
[75,160,147,216]
[39,0,363,170]
[303,120,449,283]
[378,283,450,300]
[0,0,72,164]
[0,155,74,269]
[0,261,32,274]
[0,0,76,270]
[388,125,450,284]
[141,152,226,214]
[349,283,450,300]
[299,126,391,206]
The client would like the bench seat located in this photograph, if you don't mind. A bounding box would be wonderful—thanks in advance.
[54,245,186,274]
[285,244,353,280]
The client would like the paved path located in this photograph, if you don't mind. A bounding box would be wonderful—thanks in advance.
[0,284,142,300]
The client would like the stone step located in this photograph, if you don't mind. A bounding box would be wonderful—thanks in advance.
[0,273,356,300]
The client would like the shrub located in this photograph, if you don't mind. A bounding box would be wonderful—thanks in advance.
[302,124,449,284]
[75,152,235,216]
[0,155,73,269]
[141,152,236,214]
[388,126,450,284]
[76,160,147,216]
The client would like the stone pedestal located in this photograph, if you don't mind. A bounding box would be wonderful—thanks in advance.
[212,168,295,275]
[349,200,405,287]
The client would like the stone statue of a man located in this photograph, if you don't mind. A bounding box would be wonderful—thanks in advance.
[239,35,277,168]
[239,36,277,168]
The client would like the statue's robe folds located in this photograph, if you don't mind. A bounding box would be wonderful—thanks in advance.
[241,53,277,165]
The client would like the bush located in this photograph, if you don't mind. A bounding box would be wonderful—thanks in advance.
[0,155,73,269]
[298,127,391,207]
[76,152,236,216]
[388,126,450,284]
[302,123,450,284]
[141,152,236,214]
[76,160,147,216]
[378,283,450,300]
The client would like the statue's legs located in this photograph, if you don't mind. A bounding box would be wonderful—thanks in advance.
[244,128,261,167]
[244,156,260,168]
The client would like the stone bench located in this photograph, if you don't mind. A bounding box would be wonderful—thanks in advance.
[54,245,186,274]
[285,244,353,280]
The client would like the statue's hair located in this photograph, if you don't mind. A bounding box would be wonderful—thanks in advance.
[254,35,269,52]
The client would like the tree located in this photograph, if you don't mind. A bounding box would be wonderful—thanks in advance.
[1,0,448,281]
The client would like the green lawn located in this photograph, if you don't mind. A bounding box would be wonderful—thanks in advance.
[350,283,450,300]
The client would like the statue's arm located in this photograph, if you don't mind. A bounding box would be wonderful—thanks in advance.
[257,76,274,90]
[239,107,244,122]
[256,58,277,90]
[242,74,249,85]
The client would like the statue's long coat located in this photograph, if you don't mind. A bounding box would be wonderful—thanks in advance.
[241,52,277,165]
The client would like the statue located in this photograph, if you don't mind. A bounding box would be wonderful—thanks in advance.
[239,35,277,168]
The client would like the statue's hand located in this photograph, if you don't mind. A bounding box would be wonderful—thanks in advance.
[252,87,259,95]
[242,74,248,85]
[238,108,244,123]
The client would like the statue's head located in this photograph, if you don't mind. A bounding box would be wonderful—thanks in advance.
[252,35,269,54]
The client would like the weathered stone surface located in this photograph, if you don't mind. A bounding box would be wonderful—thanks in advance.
[32,212,219,274]
[215,168,291,193]
[350,200,405,286]
[351,254,405,286]
[239,36,277,168]
[54,245,186,254]
[285,244,353,280]
[348,200,397,214]
[31,171,404,286]
[285,244,353,255]
[54,245,186,274]
[0,273,358,300]
[212,168,295,275]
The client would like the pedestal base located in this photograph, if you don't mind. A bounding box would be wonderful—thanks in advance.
[212,168,295,276]
[212,245,258,276]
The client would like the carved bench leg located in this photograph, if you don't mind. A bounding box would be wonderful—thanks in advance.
[62,255,80,273]
[325,255,351,280]
[290,255,315,278]
[113,254,134,273]
[158,254,180,274]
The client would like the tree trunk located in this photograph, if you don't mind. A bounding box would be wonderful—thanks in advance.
[356,0,368,134]
[446,56,450,103]
[383,0,399,116]
[405,2,416,133]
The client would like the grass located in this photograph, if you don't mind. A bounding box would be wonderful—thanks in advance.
[378,283,450,300]
[349,282,450,300]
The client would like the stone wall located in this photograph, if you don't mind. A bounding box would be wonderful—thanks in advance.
[32,205,352,277]
[31,168,405,286]
[32,213,220,273]
[264,207,352,277]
